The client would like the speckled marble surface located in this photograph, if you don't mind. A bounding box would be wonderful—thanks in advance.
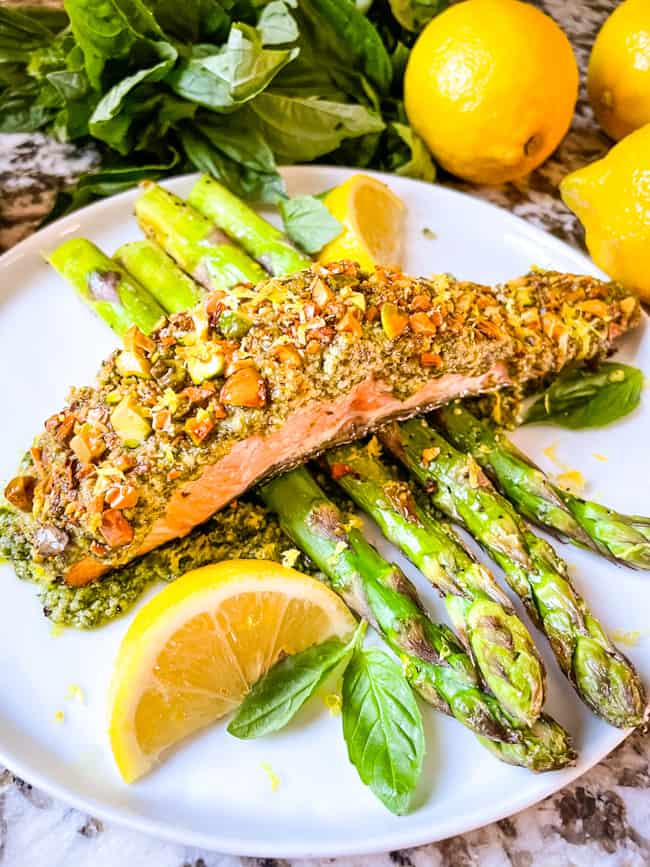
[0,1,649,864]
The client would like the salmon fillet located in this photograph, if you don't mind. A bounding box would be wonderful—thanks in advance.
[2,263,640,585]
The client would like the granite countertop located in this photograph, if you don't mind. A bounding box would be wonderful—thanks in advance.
[0,1,649,865]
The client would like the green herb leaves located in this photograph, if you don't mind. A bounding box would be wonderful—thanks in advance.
[228,635,353,739]
[523,363,644,429]
[342,647,425,815]
[2,0,442,216]
[228,621,425,815]
[280,195,342,254]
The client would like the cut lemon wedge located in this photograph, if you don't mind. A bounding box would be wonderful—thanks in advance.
[109,560,356,782]
[318,174,407,270]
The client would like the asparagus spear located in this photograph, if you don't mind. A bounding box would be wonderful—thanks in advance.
[435,404,650,569]
[261,467,575,770]
[134,183,266,291]
[382,418,648,728]
[48,238,165,337]
[189,175,312,276]
[323,439,545,727]
[114,240,202,314]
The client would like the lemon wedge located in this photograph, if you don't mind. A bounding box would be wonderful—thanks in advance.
[318,174,407,270]
[109,560,356,782]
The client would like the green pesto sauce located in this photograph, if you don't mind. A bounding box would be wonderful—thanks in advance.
[2,501,315,629]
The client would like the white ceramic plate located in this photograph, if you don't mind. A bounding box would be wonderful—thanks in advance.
[0,167,648,858]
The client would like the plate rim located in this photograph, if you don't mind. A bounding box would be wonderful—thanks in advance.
[0,165,631,857]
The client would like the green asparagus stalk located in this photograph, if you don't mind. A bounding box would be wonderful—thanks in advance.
[114,240,202,314]
[382,418,648,728]
[134,183,266,291]
[436,404,650,570]
[261,467,575,770]
[323,439,545,728]
[48,238,165,337]
[188,175,312,276]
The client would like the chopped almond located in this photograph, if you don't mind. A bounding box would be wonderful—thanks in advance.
[153,409,172,431]
[123,324,155,355]
[476,320,502,339]
[422,447,440,464]
[4,476,35,512]
[337,310,363,336]
[100,509,134,547]
[209,401,227,420]
[381,303,408,339]
[114,453,135,472]
[420,352,443,368]
[411,294,432,312]
[185,414,215,444]
[409,312,438,334]
[105,484,139,510]
[271,344,303,368]
[220,367,267,408]
[311,277,334,308]
[70,424,106,465]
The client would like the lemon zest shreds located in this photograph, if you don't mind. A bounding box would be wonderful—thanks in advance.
[542,442,567,470]
[54,710,65,724]
[323,693,342,716]
[556,469,586,494]
[593,452,608,462]
[66,684,85,703]
[611,629,643,647]
[260,762,280,792]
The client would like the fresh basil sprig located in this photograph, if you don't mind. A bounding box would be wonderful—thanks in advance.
[228,621,365,739]
[342,647,425,815]
[523,363,644,430]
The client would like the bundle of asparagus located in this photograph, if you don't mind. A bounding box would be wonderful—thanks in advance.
[40,174,647,755]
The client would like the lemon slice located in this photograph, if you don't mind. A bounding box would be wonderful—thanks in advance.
[109,560,356,782]
[318,174,407,271]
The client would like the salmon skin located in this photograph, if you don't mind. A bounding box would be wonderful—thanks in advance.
[2,262,640,586]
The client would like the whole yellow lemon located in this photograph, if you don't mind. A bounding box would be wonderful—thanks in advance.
[588,0,650,141]
[404,0,578,185]
[560,123,650,301]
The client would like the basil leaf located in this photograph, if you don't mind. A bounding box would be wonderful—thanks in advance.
[342,647,425,815]
[228,621,365,739]
[145,0,230,44]
[180,123,286,203]
[296,0,392,97]
[523,363,644,429]
[280,195,342,254]
[0,79,55,132]
[89,41,178,153]
[64,0,165,89]
[387,0,448,32]
[167,23,298,112]
[0,7,63,63]
[249,91,384,162]
[383,121,436,181]
[257,0,299,46]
